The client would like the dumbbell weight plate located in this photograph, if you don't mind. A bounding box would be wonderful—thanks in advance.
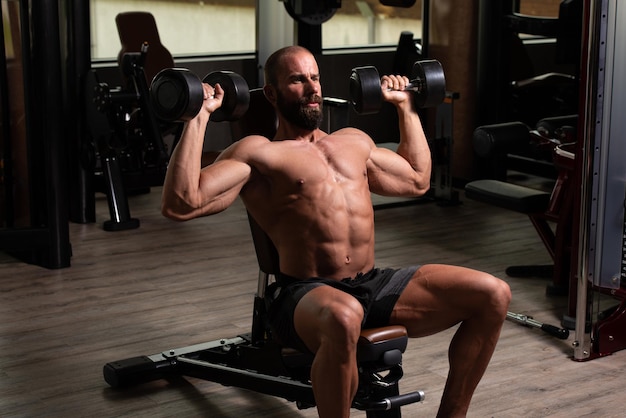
[203,71,250,122]
[150,68,204,121]
[283,0,338,25]
[349,66,383,115]
[411,60,446,108]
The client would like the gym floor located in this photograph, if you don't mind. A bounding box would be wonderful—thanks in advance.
[0,184,624,417]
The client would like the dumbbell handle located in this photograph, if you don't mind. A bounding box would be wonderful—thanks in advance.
[350,59,445,114]
[386,78,424,93]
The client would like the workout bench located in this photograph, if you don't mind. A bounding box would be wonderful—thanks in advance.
[103,89,425,417]
[465,116,577,304]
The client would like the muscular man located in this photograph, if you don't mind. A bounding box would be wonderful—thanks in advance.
[162,46,511,418]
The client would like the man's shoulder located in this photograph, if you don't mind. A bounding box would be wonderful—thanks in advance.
[326,127,374,151]
[331,126,368,137]
[236,134,272,147]
[217,135,271,165]
[227,134,273,156]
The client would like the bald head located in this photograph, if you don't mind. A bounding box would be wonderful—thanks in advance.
[264,46,314,87]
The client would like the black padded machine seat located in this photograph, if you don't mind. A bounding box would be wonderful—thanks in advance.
[465,179,556,281]
[465,143,576,295]
[465,179,551,214]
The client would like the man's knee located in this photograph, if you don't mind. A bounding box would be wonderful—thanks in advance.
[295,288,364,353]
[319,299,364,347]
[305,302,363,360]
[482,274,512,318]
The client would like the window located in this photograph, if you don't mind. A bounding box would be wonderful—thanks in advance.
[90,0,256,60]
[518,0,561,17]
[322,0,422,48]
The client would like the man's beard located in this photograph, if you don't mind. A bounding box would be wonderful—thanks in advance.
[276,91,324,130]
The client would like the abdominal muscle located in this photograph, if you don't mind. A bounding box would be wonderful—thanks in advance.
[243,167,376,281]
[241,131,377,281]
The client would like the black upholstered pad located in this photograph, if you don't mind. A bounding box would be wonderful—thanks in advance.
[465,179,550,214]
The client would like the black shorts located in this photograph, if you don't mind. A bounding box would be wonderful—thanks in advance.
[265,266,419,353]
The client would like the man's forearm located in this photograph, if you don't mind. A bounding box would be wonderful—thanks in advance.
[396,104,432,186]
[161,113,210,217]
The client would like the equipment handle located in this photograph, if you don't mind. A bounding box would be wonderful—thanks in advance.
[353,390,425,411]
[386,79,423,93]
[387,390,426,409]
[540,323,570,340]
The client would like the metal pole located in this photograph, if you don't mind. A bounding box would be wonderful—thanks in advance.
[67,0,96,224]
[32,0,72,268]
[573,0,609,361]
[256,0,294,87]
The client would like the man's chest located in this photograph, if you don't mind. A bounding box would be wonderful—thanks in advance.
[264,141,369,188]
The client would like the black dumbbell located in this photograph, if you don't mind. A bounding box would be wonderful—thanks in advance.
[150,68,250,122]
[349,59,446,114]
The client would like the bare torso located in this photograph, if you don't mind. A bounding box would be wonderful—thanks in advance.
[238,128,375,280]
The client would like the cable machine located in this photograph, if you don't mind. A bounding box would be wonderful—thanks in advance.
[573,0,626,361]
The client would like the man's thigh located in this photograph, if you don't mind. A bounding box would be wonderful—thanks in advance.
[390,264,500,337]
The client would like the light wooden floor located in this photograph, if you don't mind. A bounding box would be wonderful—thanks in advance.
[1,186,624,418]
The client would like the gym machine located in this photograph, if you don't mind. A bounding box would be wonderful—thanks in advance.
[465,115,578,304]
[83,12,177,231]
[572,0,626,361]
[85,46,163,231]
[467,0,626,358]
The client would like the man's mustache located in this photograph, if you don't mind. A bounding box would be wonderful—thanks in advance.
[300,95,323,105]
